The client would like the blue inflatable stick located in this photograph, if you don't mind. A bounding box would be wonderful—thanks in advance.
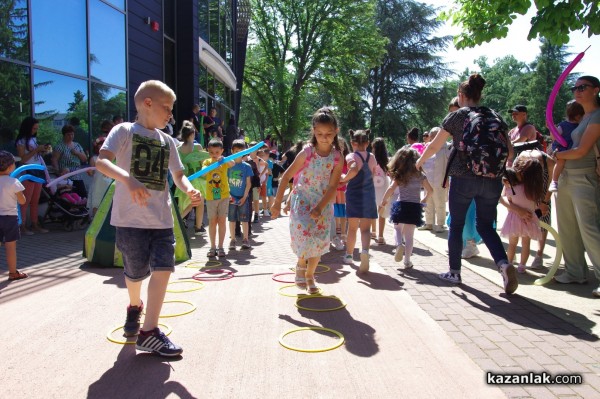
[188,141,265,182]
[18,174,46,184]
[10,163,45,178]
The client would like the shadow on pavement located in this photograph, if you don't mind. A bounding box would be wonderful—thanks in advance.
[279,310,379,358]
[80,263,125,288]
[87,345,194,399]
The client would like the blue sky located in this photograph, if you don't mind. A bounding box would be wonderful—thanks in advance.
[422,0,599,76]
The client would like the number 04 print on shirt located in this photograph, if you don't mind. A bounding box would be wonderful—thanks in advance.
[130,134,169,191]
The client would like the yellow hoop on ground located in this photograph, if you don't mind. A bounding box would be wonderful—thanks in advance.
[185,260,222,269]
[278,284,323,297]
[106,322,172,345]
[159,300,197,318]
[167,279,205,293]
[289,264,331,274]
[295,295,347,312]
[278,327,345,353]
[534,221,563,286]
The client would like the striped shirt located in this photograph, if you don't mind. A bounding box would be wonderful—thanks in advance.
[54,142,85,180]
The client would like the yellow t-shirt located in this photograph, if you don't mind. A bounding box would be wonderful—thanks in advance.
[202,158,231,200]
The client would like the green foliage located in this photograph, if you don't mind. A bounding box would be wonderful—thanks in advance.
[241,0,386,144]
[442,0,600,49]
[366,0,453,148]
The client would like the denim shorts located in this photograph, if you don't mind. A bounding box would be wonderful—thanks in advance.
[0,215,20,243]
[115,227,175,281]
[228,199,251,222]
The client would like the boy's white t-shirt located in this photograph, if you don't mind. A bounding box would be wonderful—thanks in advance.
[0,176,25,216]
[101,122,184,229]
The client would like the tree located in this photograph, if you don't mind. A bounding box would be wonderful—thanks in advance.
[242,0,386,143]
[442,0,600,49]
[366,0,452,146]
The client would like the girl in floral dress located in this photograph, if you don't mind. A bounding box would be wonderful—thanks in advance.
[271,107,343,294]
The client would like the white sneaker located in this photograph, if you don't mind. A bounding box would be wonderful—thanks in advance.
[418,224,433,231]
[394,245,405,262]
[359,252,370,273]
[593,286,600,298]
[529,256,544,270]
[403,260,413,270]
[433,225,447,233]
[263,210,271,217]
[343,254,354,264]
[548,181,558,192]
[554,273,587,284]
[499,263,518,294]
[461,242,480,259]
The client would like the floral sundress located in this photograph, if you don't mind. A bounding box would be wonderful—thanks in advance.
[289,147,337,259]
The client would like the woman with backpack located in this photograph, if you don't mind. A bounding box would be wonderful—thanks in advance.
[416,73,518,295]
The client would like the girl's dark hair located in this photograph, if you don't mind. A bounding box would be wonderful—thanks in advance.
[511,157,545,203]
[349,129,370,145]
[61,124,75,135]
[565,100,584,121]
[338,137,350,158]
[179,120,196,143]
[578,75,600,106]
[448,96,460,111]
[310,107,341,152]
[16,116,40,151]
[459,73,486,103]
[387,146,421,186]
[372,137,388,173]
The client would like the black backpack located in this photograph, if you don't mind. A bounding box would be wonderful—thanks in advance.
[443,107,509,187]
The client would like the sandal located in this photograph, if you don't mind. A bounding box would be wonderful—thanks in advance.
[217,248,226,257]
[207,248,217,257]
[376,237,386,245]
[306,276,320,295]
[295,265,307,289]
[370,232,377,240]
[8,270,28,281]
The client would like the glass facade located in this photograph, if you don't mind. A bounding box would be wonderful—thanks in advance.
[198,0,235,123]
[0,0,127,153]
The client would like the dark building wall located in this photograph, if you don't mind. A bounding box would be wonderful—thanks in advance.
[175,1,199,126]
[127,0,164,119]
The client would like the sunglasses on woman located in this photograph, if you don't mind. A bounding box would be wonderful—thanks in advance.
[569,84,593,93]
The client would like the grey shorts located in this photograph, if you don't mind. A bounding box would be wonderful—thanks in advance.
[115,227,175,282]
[206,198,229,219]
[252,187,260,201]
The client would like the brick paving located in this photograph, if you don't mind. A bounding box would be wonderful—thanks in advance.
[1,213,600,398]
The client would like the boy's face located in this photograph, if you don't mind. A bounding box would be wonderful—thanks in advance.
[145,95,174,128]
[208,146,224,160]
[232,147,244,163]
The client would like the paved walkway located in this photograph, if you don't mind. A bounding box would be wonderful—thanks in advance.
[0,209,599,398]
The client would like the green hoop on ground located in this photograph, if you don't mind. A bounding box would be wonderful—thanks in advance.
[289,264,331,274]
[167,279,205,293]
[278,284,323,297]
[106,322,172,345]
[534,221,563,286]
[185,260,222,269]
[278,327,345,353]
[159,300,197,318]
[295,295,346,312]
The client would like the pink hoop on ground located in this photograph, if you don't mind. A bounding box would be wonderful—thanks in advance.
[192,269,234,281]
[272,272,296,283]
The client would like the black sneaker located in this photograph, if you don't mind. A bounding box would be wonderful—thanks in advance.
[253,213,259,223]
[194,225,206,235]
[123,302,144,337]
[136,328,183,357]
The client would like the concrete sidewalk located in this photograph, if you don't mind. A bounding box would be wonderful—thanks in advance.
[0,210,599,398]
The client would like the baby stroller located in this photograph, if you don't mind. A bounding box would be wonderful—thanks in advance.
[40,181,90,232]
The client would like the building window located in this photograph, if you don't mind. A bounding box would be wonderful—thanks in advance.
[0,0,29,62]
[90,0,126,88]
[102,0,125,11]
[33,69,88,146]
[31,0,87,77]
[91,83,126,139]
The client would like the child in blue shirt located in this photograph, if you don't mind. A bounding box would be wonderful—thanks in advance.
[227,140,254,250]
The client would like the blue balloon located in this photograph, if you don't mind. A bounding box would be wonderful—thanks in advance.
[18,174,46,184]
[188,141,265,182]
[10,163,45,178]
